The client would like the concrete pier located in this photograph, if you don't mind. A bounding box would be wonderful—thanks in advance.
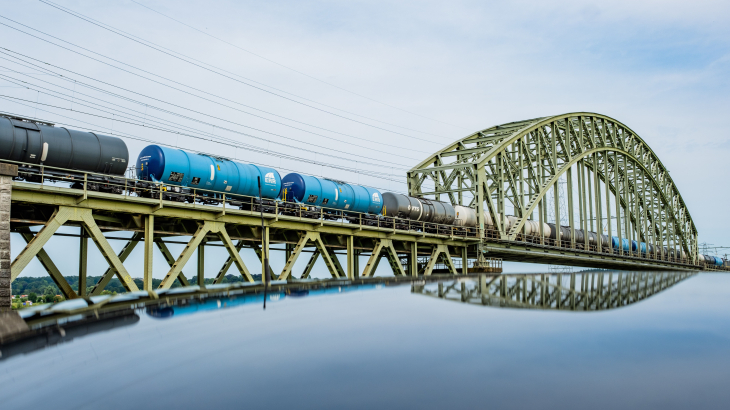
[0,163,17,312]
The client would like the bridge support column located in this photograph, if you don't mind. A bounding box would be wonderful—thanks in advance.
[462,247,468,275]
[410,242,417,277]
[0,164,16,312]
[346,236,354,279]
[261,226,269,282]
[78,227,88,297]
[197,240,206,287]
[143,215,154,291]
[251,242,273,281]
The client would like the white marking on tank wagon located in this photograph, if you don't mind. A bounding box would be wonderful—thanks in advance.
[372,193,380,203]
[265,172,276,184]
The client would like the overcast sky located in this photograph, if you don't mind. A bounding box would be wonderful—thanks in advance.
[3,0,729,277]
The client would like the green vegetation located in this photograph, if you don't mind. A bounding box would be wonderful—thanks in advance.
[11,274,259,310]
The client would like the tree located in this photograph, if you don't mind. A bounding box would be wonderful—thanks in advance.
[28,292,38,303]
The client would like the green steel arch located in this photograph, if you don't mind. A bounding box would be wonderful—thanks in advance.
[407,113,698,263]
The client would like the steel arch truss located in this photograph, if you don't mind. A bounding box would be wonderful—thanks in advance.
[408,113,698,262]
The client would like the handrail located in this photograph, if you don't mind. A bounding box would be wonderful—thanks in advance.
[3,159,483,240]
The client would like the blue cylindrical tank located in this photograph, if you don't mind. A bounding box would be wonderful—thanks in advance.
[631,240,638,252]
[639,242,647,254]
[281,173,383,214]
[136,145,281,199]
[714,256,724,266]
[611,236,631,252]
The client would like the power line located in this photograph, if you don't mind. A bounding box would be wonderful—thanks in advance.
[128,0,470,132]
[0,67,410,170]
[0,94,403,181]
[7,106,407,193]
[34,2,449,144]
[0,16,436,154]
[0,100,403,189]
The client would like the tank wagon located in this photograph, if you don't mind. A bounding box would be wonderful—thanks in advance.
[136,145,281,209]
[0,115,128,192]
[280,173,383,222]
[0,114,720,266]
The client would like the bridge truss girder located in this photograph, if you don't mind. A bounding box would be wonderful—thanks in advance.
[408,113,698,263]
[414,271,696,311]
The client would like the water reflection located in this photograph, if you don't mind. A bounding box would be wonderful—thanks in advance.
[0,309,139,361]
[413,271,696,310]
[0,273,695,362]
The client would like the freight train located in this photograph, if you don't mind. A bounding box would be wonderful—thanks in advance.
[0,115,723,267]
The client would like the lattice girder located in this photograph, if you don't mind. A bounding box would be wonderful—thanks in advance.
[408,113,698,262]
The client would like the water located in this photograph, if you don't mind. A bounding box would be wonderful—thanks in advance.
[2,272,730,409]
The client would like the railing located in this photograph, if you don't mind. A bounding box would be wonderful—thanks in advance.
[424,257,502,273]
[4,159,483,240]
[5,159,723,269]
[482,226,706,267]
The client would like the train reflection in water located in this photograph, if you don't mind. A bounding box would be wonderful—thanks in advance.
[412,271,696,311]
[1,273,694,362]
[145,284,384,319]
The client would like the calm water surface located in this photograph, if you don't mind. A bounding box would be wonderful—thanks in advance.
[2,272,730,409]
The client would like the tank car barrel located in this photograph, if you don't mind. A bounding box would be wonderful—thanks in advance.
[0,115,128,175]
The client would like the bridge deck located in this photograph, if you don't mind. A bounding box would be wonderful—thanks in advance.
[6,180,708,300]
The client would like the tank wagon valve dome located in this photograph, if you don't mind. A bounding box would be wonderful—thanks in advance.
[136,145,281,199]
[0,115,128,174]
[281,173,382,214]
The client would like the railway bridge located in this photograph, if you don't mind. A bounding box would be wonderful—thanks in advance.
[0,112,716,305]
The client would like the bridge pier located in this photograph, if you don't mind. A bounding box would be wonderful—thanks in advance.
[0,163,16,312]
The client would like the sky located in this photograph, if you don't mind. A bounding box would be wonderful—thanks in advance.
[2,0,729,277]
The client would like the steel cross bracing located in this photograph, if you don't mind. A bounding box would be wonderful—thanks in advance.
[413,271,696,311]
[408,113,699,265]
[7,181,495,296]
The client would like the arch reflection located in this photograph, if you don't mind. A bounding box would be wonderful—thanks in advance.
[412,271,696,310]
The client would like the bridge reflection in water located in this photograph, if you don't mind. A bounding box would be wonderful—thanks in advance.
[1,271,696,361]
[412,271,696,311]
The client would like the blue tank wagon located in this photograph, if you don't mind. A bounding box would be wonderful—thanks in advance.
[280,173,383,217]
[136,145,281,204]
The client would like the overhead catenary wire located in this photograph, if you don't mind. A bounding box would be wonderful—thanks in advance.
[129,0,470,132]
[32,3,449,144]
[0,103,416,193]
[0,54,425,167]
[0,94,404,181]
[0,107,412,194]
[0,85,403,175]
[0,68,411,170]
[0,17,436,155]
